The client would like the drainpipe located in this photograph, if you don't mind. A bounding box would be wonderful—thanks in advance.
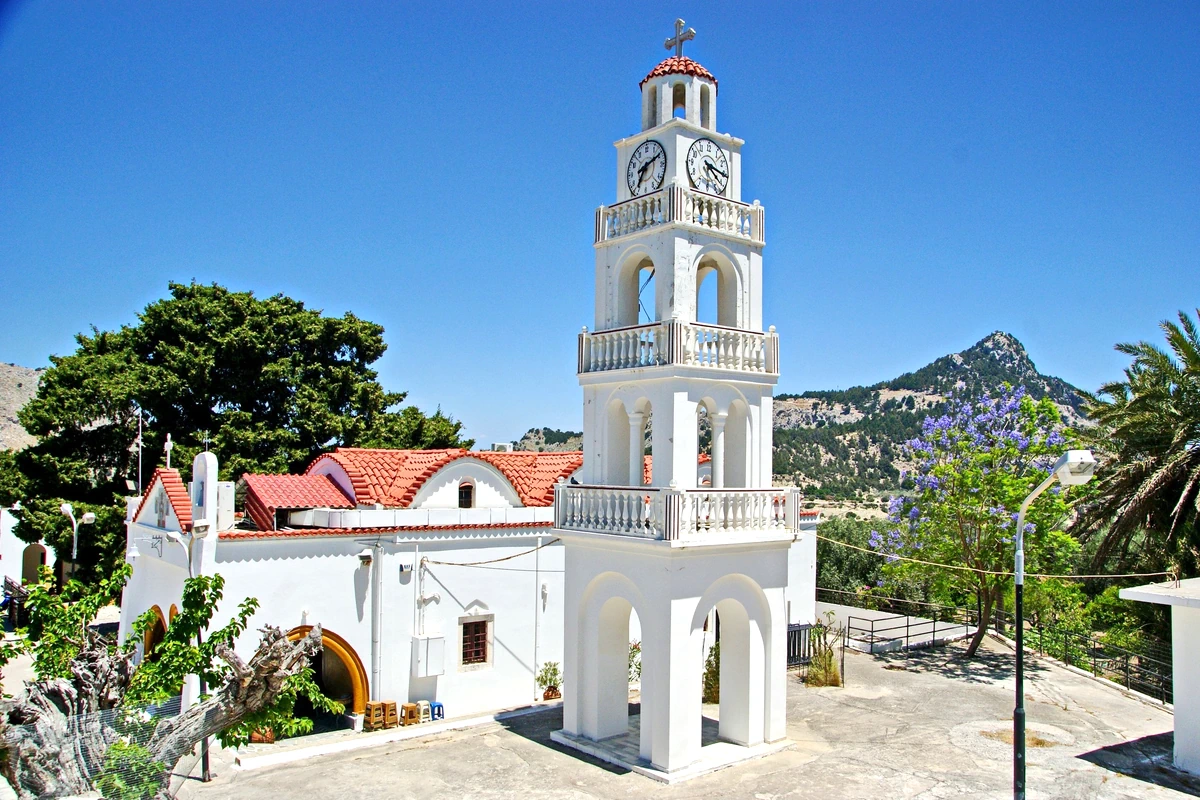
[533,535,541,701]
[370,540,383,702]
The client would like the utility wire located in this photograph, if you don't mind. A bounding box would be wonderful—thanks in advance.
[423,538,561,568]
[814,532,1174,581]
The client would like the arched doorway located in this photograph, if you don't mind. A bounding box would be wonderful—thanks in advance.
[287,626,368,732]
[143,605,167,661]
[21,543,47,584]
[617,255,657,327]
[690,574,776,752]
[572,573,651,761]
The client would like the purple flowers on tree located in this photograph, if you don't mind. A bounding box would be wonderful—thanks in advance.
[870,385,1080,657]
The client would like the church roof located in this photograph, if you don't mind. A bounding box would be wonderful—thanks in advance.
[242,473,355,531]
[643,453,711,485]
[305,448,583,509]
[131,468,193,532]
[640,56,717,90]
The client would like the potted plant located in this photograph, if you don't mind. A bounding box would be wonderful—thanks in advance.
[536,661,562,700]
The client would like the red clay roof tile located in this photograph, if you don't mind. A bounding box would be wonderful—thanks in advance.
[131,468,193,531]
[242,473,354,531]
[640,56,717,90]
[219,521,554,541]
[305,448,583,509]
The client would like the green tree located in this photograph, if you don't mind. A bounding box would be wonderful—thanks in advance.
[1076,308,1200,578]
[815,517,883,595]
[874,386,1081,657]
[1,282,471,580]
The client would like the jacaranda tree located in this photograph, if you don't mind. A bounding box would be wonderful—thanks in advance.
[873,386,1082,657]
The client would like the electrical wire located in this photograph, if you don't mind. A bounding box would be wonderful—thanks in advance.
[422,538,561,568]
[814,532,1174,581]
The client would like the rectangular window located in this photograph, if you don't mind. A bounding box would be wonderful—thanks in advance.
[462,620,488,665]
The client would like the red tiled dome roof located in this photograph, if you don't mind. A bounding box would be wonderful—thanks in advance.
[640,56,717,91]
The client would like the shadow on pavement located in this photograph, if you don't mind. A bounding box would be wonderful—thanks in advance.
[1078,732,1200,797]
[496,703,633,775]
[872,640,1049,685]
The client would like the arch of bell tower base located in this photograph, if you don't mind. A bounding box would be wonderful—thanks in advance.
[559,540,788,773]
[641,74,716,131]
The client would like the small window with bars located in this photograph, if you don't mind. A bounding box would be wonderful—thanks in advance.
[462,620,488,665]
[458,482,474,509]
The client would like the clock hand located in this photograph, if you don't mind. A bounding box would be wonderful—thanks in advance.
[638,153,660,183]
[704,161,728,179]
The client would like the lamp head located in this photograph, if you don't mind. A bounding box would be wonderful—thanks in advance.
[60,503,73,518]
[127,540,140,560]
[357,548,373,566]
[1052,449,1097,486]
[80,512,96,525]
[192,519,212,539]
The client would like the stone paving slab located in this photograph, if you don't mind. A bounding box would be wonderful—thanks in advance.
[180,637,1199,799]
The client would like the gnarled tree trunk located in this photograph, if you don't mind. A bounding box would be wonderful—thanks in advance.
[0,625,322,799]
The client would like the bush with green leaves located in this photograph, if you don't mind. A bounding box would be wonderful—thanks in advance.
[535,661,562,692]
[702,642,720,704]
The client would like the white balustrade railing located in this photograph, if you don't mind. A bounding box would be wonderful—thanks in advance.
[595,185,765,245]
[554,485,664,539]
[579,320,778,375]
[579,322,667,372]
[677,489,791,537]
[554,485,801,541]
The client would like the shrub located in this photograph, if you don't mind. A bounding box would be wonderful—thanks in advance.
[628,641,642,682]
[536,661,562,690]
[805,612,843,688]
[702,642,720,703]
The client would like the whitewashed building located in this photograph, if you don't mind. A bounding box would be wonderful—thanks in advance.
[118,31,819,738]
[550,35,809,779]
[1,507,55,588]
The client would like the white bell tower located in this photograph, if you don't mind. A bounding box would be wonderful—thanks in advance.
[553,22,798,780]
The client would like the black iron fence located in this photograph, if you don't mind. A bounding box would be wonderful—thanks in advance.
[787,623,813,667]
[818,586,1173,705]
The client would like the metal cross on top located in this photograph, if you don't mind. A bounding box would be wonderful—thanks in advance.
[665,18,695,58]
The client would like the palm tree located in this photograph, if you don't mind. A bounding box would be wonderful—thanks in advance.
[1077,309,1200,577]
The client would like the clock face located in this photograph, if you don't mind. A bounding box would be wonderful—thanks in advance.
[626,140,666,197]
[686,138,729,196]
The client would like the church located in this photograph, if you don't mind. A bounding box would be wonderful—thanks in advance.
[118,24,818,775]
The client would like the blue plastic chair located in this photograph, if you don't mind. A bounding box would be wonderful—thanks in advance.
[429,701,445,721]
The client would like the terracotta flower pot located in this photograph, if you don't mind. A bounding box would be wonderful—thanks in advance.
[542,687,561,700]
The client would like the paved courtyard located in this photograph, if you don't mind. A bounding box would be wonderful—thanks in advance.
[182,639,1198,799]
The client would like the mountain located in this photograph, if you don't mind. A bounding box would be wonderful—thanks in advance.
[0,363,41,451]
[773,332,1087,499]
[513,427,583,452]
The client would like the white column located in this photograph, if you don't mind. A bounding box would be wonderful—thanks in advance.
[628,411,644,487]
[1174,606,1200,774]
[711,412,727,489]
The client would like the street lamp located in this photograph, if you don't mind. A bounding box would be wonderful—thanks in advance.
[59,503,96,577]
[1013,449,1096,799]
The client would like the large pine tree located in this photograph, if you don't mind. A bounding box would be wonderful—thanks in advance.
[0,282,471,580]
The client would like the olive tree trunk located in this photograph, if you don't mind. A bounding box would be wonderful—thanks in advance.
[0,625,322,799]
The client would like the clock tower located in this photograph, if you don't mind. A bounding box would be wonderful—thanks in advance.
[552,22,800,780]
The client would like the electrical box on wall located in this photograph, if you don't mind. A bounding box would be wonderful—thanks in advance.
[412,635,445,677]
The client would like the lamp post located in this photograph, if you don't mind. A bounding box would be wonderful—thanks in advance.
[1013,449,1096,799]
[59,503,96,580]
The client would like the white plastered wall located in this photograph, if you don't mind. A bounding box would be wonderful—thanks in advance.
[561,536,789,772]
[410,460,523,509]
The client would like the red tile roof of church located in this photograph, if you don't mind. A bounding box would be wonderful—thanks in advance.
[640,56,717,90]
[642,453,711,485]
[131,468,193,532]
[304,448,583,509]
[242,473,354,531]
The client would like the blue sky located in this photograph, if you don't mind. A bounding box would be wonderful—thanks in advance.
[1,1,1196,447]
